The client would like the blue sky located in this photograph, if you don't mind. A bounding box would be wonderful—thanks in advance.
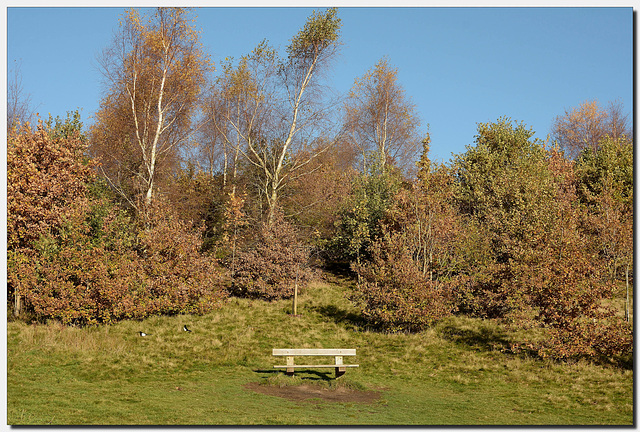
[6,6,633,164]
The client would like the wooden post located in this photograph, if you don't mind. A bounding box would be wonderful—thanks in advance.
[292,266,299,316]
[625,262,630,322]
[14,292,21,317]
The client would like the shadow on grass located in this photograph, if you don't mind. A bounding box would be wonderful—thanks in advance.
[321,261,357,281]
[253,369,336,382]
[439,323,633,371]
[438,324,516,354]
[611,353,633,371]
[311,304,368,331]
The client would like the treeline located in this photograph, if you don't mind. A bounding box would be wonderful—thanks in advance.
[7,8,632,361]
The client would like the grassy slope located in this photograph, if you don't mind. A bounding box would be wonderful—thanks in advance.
[7,277,633,425]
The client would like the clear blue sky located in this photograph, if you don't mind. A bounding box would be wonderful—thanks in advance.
[6,6,632,164]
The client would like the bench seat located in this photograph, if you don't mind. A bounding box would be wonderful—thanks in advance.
[274,364,359,369]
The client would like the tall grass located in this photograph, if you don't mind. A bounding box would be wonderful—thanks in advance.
[7,277,633,425]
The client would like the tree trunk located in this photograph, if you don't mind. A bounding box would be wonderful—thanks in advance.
[267,186,278,226]
[232,145,240,196]
[292,266,299,315]
[222,142,228,190]
[145,178,154,205]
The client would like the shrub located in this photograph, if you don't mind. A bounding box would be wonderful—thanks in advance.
[7,122,94,251]
[9,196,142,324]
[7,123,227,324]
[231,210,312,300]
[352,229,455,332]
[136,199,228,316]
[9,194,228,325]
[522,194,633,359]
[332,159,400,264]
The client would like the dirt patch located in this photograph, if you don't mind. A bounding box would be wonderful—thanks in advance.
[244,382,382,404]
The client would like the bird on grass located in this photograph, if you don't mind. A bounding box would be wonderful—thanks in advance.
[183,325,192,333]
[138,331,150,337]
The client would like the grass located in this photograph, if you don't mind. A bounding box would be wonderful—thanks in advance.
[7,276,633,425]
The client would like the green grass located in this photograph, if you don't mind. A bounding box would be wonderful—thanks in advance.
[7,277,633,425]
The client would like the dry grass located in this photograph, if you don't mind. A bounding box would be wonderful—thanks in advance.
[7,277,634,425]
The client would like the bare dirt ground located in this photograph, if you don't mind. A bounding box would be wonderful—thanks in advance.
[244,382,382,404]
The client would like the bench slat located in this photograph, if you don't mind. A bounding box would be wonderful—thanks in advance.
[272,348,356,356]
[274,364,359,368]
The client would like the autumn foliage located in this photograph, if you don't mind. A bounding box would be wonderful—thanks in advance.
[342,118,632,359]
[7,123,226,325]
[6,7,632,363]
[450,119,632,358]
[231,209,312,300]
[8,123,95,251]
[551,99,631,159]
[91,7,211,207]
[351,227,455,332]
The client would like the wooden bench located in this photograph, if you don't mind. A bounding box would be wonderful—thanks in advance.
[272,348,359,377]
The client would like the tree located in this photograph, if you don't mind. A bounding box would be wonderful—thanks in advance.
[7,60,36,132]
[7,118,94,316]
[575,136,633,320]
[524,146,632,358]
[92,7,212,208]
[351,226,455,332]
[200,41,277,196]
[551,99,631,159]
[408,136,461,281]
[209,8,342,226]
[453,119,632,358]
[349,139,459,332]
[453,118,558,317]
[7,120,94,253]
[8,120,226,323]
[45,110,86,141]
[280,141,357,242]
[333,156,400,266]
[343,57,423,174]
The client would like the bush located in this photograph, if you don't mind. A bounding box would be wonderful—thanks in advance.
[9,196,141,324]
[332,160,400,264]
[9,194,228,325]
[231,210,312,300]
[352,229,454,332]
[7,122,94,251]
[136,199,228,317]
[7,124,227,325]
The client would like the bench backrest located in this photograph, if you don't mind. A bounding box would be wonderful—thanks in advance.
[272,348,356,356]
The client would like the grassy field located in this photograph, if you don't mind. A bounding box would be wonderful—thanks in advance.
[7,276,633,425]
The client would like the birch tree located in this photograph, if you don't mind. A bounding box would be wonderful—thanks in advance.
[201,41,277,195]
[208,8,342,226]
[344,58,423,174]
[7,60,36,132]
[92,7,211,208]
[551,99,631,159]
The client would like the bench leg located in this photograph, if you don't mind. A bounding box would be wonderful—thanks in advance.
[286,356,295,376]
[335,356,346,377]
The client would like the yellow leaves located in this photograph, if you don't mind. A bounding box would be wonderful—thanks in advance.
[287,7,341,59]
[344,56,422,173]
[95,7,212,206]
[552,99,630,159]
